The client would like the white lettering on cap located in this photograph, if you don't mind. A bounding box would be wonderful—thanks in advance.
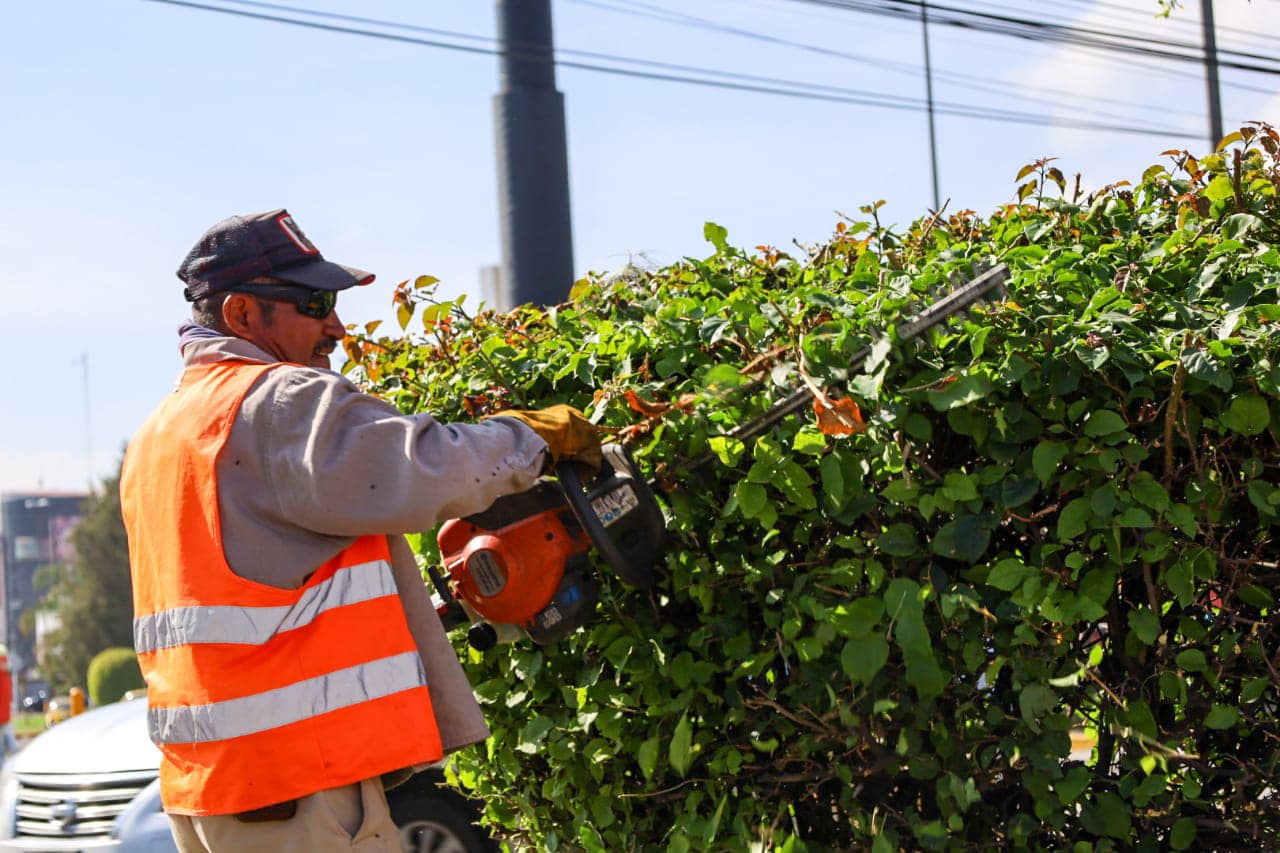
[276,213,319,255]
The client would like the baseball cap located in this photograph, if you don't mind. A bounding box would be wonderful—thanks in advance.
[178,209,375,301]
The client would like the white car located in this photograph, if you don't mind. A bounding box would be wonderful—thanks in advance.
[0,696,496,853]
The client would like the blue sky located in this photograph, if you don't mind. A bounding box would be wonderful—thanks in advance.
[2,0,1276,495]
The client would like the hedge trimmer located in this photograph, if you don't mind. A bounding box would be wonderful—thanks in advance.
[429,264,1009,649]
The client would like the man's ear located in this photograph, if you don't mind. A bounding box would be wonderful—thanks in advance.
[220,293,259,338]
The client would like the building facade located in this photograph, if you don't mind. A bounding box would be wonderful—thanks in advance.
[0,493,86,680]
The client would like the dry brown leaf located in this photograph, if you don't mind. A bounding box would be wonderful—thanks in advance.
[813,395,866,437]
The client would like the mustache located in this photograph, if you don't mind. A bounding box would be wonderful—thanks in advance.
[314,337,342,355]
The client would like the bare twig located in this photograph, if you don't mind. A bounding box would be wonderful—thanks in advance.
[1163,333,1191,480]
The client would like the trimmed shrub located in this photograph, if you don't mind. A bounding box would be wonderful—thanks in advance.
[87,646,144,706]
[348,124,1280,850]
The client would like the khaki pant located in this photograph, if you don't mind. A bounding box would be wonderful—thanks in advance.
[167,778,400,852]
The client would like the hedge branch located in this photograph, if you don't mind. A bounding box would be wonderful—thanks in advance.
[1164,334,1191,480]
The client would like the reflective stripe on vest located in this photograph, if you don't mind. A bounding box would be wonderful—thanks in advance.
[133,559,398,654]
[148,650,428,745]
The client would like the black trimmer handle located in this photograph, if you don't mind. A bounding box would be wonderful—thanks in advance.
[556,449,661,589]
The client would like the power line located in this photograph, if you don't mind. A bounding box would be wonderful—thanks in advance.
[143,0,1199,138]
[787,0,1280,76]
[567,0,1209,123]
[171,0,1105,118]
[767,0,1280,96]
[1047,0,1280,50]
[780,0,1280,98]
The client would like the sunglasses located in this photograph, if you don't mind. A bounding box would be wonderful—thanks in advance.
[230,284,337,320]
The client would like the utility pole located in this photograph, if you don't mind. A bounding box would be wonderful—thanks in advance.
[82,352,92,491]
[1200,0,1224,148]
[494,0,575,308]
[920,0,941,211]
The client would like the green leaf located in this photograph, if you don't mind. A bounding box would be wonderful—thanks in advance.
[1166,503,1198,536]
[420,303,451,332]
[703,363,746,392]
[886,578,945,697]
[1090,486,1116,517]
[773,462,817,510]
[590,793,616,829]
[871,833,896,853]
[1203,174,1235,202]
[1129,473,1170,512]
[735,481,767,519]
[669,713,693,777]
[1165,560,1195,606]
[927,373,994,411]
[1222,213,1262,239]
[1079,567,1118,607]
[1170,817,1197,850]
[1237,584,1275,608]
[1033,440,1068,484]
[904,413,933,441]
[841,635,890,684]
[1018,683,1057,728]
[1057,497,1093,540]
[881,479,915,503]
[703,221,729,253]
[942,472,979,502]
[930,515,991,563]
[1056,767,1091,806]
[1222,393,1271,436]
[1175,649,1207,672]
[1241,677,1269,704]
[637,734,660,780]
[1247,481,1279,517]
[1128,609,1161,645]
[791,427,827,456]
[698,315,731,345]
[1000,477,1039,508]
[820,454,845,504]
[987,558,1034,591]
[1083,409,1127,437]
[1117,507,1155,528]
[709,436,746,467]
[1204,704,1239,730]
[1090,791,1133,839]
[517,715,557,754]
[877,523,919,557]
[1181,349,1233,391]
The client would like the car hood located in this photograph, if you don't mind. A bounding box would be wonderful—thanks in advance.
[12,698,160,775]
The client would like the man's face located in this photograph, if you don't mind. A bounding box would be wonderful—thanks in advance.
[223,289,346,368]
[264,299,346,369]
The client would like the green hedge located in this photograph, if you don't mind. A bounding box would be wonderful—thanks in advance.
[87,646,145,706]
[349,124,1280,851]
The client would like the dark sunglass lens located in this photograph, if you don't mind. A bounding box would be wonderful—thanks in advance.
[300,290,336,319]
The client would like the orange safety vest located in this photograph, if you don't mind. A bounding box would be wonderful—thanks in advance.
[120,360,443,816]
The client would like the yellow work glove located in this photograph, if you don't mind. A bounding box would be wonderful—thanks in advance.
[485,404,603,470]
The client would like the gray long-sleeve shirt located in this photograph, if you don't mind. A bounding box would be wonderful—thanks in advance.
[178,331,548,752]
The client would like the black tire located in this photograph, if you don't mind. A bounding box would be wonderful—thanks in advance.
[386,774,499,853]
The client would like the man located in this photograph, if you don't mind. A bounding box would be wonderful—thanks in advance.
[119,209,598,852]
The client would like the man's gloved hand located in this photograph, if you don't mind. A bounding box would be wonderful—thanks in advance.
[485,404,603,470]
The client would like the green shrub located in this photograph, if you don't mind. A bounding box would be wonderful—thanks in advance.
[349,124,1280,850]
[87,646,144,706]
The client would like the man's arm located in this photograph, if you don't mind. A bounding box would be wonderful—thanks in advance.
[253,366,551,536]
[214,365,550,588]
